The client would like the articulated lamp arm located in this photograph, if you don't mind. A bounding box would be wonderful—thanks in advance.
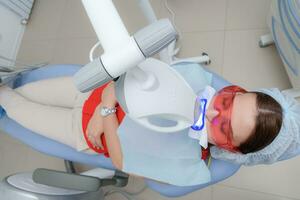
[73,0,178,93]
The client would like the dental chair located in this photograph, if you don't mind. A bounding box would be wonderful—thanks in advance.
[0,0,242,198]
[0,63,240,199]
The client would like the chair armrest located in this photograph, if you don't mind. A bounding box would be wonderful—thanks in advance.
[33,168,129,192]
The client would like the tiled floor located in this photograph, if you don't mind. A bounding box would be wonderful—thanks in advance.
[1,0,299,199]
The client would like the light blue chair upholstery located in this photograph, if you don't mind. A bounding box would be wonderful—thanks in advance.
[0,64,240,197]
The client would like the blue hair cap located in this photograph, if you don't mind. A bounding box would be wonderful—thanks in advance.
[210,88,300,166]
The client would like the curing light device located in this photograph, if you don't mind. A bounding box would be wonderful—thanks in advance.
[74,0,178,92]
[191,98,208,131]
[74,0,199,133]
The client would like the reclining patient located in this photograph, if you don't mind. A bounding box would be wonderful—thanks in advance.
[0,64,299,186]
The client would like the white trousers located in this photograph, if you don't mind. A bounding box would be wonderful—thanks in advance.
[0,77,91,151]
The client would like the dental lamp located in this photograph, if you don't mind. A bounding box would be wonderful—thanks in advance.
[74,0,197,133]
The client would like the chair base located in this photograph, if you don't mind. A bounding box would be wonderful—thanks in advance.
[0,172,104,200]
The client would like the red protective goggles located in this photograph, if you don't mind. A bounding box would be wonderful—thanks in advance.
[210,85,247,152]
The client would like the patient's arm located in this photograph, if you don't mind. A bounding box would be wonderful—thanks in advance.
[102,82,123,170]
[103,113,123,170]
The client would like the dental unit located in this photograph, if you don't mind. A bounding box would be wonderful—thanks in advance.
[0,0,299,198]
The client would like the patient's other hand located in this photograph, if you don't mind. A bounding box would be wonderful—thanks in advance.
[86,104,104,149]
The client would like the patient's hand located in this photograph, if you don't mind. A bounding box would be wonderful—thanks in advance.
[86,104,104,149]
[87,82,117,149]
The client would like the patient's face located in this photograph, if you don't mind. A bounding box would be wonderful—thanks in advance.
[206,93,257,148]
